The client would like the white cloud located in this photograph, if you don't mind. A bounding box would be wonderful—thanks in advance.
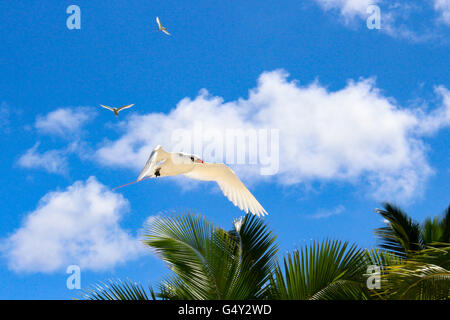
[17,140,92,175]
[307,205,345,219]
[434,0,450,25]
[314,0,379,19]
[35,107,94,136]
[314,1,448,42]
[19,107,96,174]
[17,142,68,174]
[1,177,146,273]
[94,70,448,201]
[416,86,450,134]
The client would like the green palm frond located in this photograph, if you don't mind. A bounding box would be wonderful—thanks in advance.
[441,205,450,242]
[382,245,450,300]
[421,205,450,244]
[81,279,157,300]
[430,205,450,244]
[383,263,450,299]
[268,239,367,300]
[422,216,445,244]
[363,248,403,272]
[82,205,450,301]
[142,212,277,300]
[225,214,278,299]
[310,279,370,300]
[408,244,450,269]
[157,275,197,300]
[361,248,403,299]
[374,203,423,256]
[142,212,226,299]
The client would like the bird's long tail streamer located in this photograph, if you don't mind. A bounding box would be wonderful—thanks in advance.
[112,176,151,191]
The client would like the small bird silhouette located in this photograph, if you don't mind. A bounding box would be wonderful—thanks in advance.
[99,104,134,117]
[156,17,171,35]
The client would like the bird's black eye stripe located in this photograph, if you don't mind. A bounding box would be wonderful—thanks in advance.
[190,156,195,162]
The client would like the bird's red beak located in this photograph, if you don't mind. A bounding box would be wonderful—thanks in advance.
[196,159,204,164]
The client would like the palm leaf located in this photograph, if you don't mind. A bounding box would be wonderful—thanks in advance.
[81,279,157,300]
[310,279,370,300]
[363,248,403,272]
[422,216,444,244]
[225,214,278,299]
[268,239,367,300]
[142,212,225,299]
[383,263,450,299]
[438,205,450,243]
[142,212,277,300]
[374,203,423,256]
[381,245,450,299]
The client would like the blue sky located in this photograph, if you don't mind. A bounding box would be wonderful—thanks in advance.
[0,1,449,299]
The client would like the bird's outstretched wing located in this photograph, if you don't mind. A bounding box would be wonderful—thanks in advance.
[100,104,114,111]
[116,104,134,113]
[137,145,167,181]
[156,17,162,29]
[162,29,171,36]
[185,163,268,216]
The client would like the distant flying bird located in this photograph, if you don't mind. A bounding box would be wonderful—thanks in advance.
[156,17,171,35]
[116,145,267,216]
[100,104,134,117]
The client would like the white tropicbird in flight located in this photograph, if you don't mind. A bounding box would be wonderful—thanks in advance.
[128,145,267,216]
[156,17,171,35]
[100,104,134,117]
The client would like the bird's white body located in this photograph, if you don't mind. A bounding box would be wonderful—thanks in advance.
[156,17,171,35]
[137,145,268,216]
[100,104,134,116]
[138,148,196,178]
